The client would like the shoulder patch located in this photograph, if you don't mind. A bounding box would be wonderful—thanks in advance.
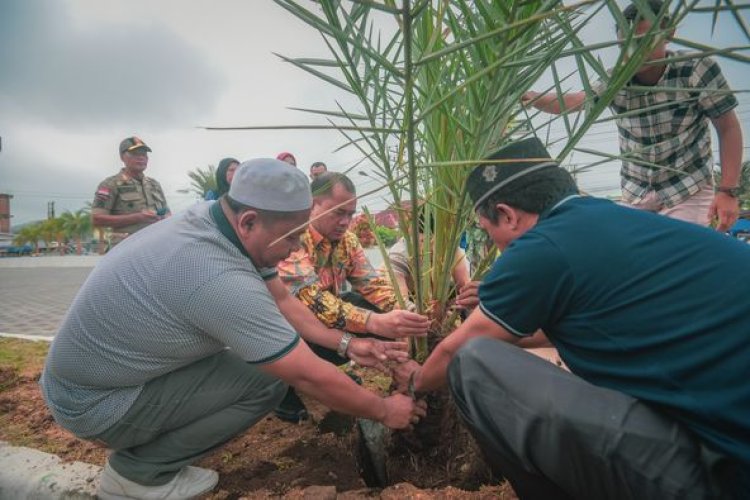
[95,186,111,200]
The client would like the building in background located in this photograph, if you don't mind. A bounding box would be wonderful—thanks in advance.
[0,194,13,248]
[0,193,12,235]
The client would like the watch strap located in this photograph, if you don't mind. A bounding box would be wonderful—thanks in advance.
[717,186,740,197]
[337,332,353,358]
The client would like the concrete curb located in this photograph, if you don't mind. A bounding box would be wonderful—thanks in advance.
[0,256,101,269]
[0,442,100,499]
[0,333,55,342]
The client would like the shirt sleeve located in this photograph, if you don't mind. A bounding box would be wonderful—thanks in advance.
[183,270,299,364]
[92,179,116,213]
[277,244,371,332]
[692,56,738,119]
[343,233,397,313]
[150,180,170,213]
[478,233,574,337]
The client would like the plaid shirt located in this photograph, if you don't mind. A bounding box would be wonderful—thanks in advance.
[594,52,737,207]
[277,226,396,332]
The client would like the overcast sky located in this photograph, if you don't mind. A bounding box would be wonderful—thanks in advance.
[1,0,748,226]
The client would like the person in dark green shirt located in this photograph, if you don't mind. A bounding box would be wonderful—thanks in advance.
[393,137,749,499]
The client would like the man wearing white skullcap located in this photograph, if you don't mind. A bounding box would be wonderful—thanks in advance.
[40,158,425,500]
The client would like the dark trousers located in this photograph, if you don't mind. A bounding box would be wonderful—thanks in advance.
[448,337,739,500]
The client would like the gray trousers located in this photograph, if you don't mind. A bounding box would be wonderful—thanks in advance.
[448,338,737,500]
[93,350,286,485]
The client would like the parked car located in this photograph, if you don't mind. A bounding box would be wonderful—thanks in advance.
[5,244,34,256]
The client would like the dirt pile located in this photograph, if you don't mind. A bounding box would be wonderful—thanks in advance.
[0,368,515,499]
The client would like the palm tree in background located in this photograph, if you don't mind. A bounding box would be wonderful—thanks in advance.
[178,165,217,200]
[84,201,108,254]
[13,224,42,255]
[40,218,65,255]
[60,208,93,255]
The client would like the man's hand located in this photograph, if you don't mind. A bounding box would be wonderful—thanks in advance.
[455,281,480,310]
[381,394,427,430]
[520,91,539,107]
[391,359,421,394]
[709,192,740,232]
[347,338,410,372]
[138,209,161,224]
[367,310,430,339]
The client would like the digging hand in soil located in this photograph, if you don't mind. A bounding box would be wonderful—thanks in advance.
[390,359,422,395]
[381,393,427,429]
[366,310,431,339]
[347,339,410,372]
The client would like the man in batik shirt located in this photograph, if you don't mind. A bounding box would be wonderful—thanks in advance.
[276,172,430,423]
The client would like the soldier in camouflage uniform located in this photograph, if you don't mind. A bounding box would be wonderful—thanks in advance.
[92,137,170,247]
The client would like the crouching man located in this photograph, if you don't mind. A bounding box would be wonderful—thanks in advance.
[393,138,749,499]
[41,158,424,499]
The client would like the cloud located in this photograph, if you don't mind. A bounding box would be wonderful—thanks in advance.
[0,0,226,130]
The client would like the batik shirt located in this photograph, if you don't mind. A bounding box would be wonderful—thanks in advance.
[593,52,737,207]
[278,226,396,332]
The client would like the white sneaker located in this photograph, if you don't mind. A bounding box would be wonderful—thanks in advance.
[97,462,219,499]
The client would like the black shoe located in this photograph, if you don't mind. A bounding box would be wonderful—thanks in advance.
[274,388,309,424]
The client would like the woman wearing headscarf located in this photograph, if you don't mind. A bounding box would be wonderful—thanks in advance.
[205,157,239,200]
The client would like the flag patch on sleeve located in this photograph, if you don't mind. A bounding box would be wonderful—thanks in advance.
[95,187,111,200]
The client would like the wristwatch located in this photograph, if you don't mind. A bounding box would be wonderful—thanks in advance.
[716,186,741,197]
[337,332,353,358]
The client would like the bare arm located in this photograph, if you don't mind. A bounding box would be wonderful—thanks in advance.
[521,90,587,115]
[267,276,343,351]
[92,210,159,229]
[266,277,410,369]
[261,341,424,429]
[710,109,743,232]
[393,306,521,394]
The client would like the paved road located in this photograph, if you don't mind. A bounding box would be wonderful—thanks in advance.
[0,250,385,339]
[0,257,99,337]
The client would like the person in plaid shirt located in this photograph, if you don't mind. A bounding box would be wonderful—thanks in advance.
[276,172,430,422]
[522,0,743,232]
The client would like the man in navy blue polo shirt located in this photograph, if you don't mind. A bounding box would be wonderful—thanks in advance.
[393,137,749,498]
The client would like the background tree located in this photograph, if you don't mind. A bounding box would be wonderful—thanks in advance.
[60,208,93,255]
[13,223,43,255]
[178,165,217,200]
[40,218,65,255]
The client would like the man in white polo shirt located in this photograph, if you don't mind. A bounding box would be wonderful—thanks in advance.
[40,158,424,500]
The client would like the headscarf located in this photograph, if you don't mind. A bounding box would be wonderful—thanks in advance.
[216,157,239,197]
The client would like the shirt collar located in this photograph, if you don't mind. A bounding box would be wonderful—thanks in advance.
[209,201,253,262]
[119,168,144,182]
[308,224,327,248]
[539,193,582,220]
